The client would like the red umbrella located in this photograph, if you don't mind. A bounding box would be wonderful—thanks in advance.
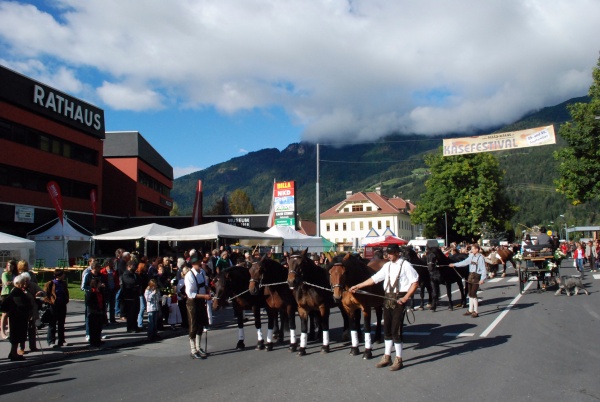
[366,235,408,247]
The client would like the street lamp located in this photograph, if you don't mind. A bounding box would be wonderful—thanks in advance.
[559,214,567,242]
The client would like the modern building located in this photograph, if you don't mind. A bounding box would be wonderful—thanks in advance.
[320,187,418,250]
[0,64,172,238]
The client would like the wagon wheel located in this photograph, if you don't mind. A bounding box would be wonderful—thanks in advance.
[518,267,525,294]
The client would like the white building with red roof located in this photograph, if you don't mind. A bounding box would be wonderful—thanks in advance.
[320,187,419,250]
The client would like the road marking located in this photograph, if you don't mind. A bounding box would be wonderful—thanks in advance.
[507,277,519,282]
[404,331,431,336]
[443,332,475,337]
[480,281,533,338]
[487,278,502,283]
[593,274,600,280]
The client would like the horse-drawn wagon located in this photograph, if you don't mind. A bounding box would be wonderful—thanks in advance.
[516,248,564,294]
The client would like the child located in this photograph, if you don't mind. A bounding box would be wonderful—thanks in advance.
[144,279,161,341]
[167,291,182,330]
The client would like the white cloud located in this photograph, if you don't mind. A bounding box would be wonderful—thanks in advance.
[0,0,599,141]
[173,165,204,179]
[239,148,248,154]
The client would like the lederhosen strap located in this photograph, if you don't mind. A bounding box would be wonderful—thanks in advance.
[385,260,404,309]
[191,269,206,305]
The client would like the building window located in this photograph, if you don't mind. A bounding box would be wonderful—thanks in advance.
[343,207,350,212]
[138,198,170,216]
[351,222,355,231]
[326,223,330,232]
[368,221,372,229]
[359,221,364,230]
[138,170,171,197]
[334,223,338,231]
[343,222,347,231]
[386,220,390,228]
[366,206,372,211]
[352,205,363,212]
[377,221,382,230]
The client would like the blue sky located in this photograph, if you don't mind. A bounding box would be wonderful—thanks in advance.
[1,0,599,178]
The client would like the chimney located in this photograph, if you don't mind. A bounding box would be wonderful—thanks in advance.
[346,191,353,198]
[375,187,381,195]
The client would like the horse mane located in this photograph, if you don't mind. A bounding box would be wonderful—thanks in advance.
[340,253,371,285]
[220,265,250,292]
[260,257,287,283]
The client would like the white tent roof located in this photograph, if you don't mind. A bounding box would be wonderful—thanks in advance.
[264,225,334,251]
[146,221,283,245]
[0,231,35,248]
[28,219,91,241]
[93,223,176,241]
[265,225,314,240]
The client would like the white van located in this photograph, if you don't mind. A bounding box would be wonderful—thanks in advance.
[407,237,443,250]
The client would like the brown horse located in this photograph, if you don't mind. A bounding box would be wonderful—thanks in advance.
[329,253,383,359]
[484,246,517,278]
[249,257,297,352]
[287,248,334,356]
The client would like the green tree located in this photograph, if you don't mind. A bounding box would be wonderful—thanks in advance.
[208,196,228,215]
[229,189,255,214]
[411,149,516,242]
[555,56,600,205]
[169,201,180,216]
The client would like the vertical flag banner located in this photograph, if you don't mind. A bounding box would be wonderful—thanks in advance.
[90,189,97,227]
[266,179,276,227]
[191,180,203,226]
[47,181,64,225]
[273,181,297,227]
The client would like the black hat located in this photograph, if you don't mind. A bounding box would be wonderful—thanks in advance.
[190,256,200,264]
[386,244,400,253]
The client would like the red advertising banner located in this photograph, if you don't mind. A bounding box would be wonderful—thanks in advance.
[47,181,64,225]
[90,189,97,226]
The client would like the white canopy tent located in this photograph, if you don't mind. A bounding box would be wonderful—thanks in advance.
[264,226,335,253]
[93,223,176,255]
[27,218,92,267]
[146,221,283,246]
[0,232,35,265]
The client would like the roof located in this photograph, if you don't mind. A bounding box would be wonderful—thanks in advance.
[93,223,176,240]
[320,191,416,219]
[297,220,317,236]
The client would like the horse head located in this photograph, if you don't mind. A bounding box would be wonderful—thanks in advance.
[425,247,439,273]
[328,263,345,301]
[287,248,308,289]
[212,268,229,310]
[248,260,263,296]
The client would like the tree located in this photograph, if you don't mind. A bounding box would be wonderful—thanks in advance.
[229,189,256,214]
[411,149,516,242]
[208,196,228,215]
[169,201,180,216]
[555,56,600,205]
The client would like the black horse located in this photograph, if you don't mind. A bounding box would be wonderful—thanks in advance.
[287,248,335,356]
[212,265,264,350]
[399,246,433,310]
[425,247,468,311]
[249,257,297,352]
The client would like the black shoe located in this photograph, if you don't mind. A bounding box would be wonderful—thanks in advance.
[198,349,208,358]
[190,352,203,359]
[8,353,25,361]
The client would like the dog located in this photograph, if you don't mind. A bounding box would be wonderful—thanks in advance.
[554,276,589,296]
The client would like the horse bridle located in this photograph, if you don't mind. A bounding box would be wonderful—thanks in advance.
[329,262,344,293]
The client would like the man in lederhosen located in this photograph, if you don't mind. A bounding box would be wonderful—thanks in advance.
[450,243,487,317]
[350,244,419,371]
[185,256,211,359]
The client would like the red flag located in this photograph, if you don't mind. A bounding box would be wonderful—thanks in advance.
[266,178,276,227]
[191,180,203,226]
[47,181,64,225]
[90,189,97,226]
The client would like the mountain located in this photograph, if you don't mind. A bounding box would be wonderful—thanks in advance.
[172,95,597,232]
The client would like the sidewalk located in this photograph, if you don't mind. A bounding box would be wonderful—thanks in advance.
[0,300,233,372]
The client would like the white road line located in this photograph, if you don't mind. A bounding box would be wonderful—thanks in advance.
[479,281,533,338]
[487,278,502,283]
[443,332,475,337]
[593,274,600,280]
[507,277,519,282]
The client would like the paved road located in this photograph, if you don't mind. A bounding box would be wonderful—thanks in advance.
[1,259,599,401]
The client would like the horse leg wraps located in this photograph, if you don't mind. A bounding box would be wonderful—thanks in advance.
[290,329,296,344]
[267,329,273,343]
[189,337,197,354]
[300,333,307,348]
[384,339,393,356]
[256,328,263,341]
[471,297,479,313]
[238,328,245,341]
[364,332,372,349]
[394,342,402,358]
[351,330,359,347]
[322,330,329,346]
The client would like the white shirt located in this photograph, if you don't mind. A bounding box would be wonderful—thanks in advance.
[371,258,419,293]
[184,267,207,299]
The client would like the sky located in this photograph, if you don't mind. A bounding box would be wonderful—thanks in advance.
[0,0,599,178]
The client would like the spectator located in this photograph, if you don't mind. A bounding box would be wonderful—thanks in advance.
[83,261,104,341]
[176,266,189,329]
[3,274,32,361]
[136,263,149,330]
[1,259,18,338]
[44,269,70,348]
[144,279,161,341]
[115,251,131,320]
[17,262,44,354]
[85,278,105,347]
[100,259,120,324]
[121,260,141,333]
